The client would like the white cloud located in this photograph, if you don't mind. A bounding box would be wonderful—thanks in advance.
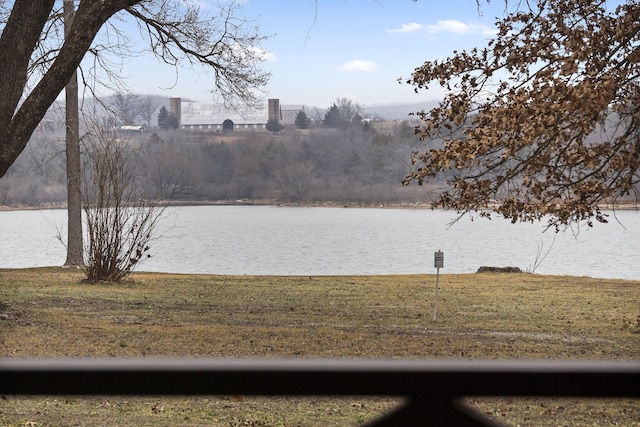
[258,49,276,62]
[337,60,377,72]
[234,44,276,62]
[388,20,496,37]
[386,22,425,34]
[426,20,495,36]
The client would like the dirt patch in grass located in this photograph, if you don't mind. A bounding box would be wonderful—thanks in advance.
[1,267,639,425]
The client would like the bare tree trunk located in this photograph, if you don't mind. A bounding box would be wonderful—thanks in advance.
[63,0,84,267]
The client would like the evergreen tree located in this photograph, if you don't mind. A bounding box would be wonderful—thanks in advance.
[294,110,310,129]
[163,112,179,130]
[157,106,169,128]
[266,119,284,134]
[323,103,342,128]
[157,107,178,130]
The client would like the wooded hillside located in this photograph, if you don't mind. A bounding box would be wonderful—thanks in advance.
[0,122,432,207]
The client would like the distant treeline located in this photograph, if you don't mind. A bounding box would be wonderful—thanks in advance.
[0,123,438,207]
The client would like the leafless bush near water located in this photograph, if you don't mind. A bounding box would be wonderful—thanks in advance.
[82,129,164,282]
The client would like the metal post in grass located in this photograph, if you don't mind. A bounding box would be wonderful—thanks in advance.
[433,250,444,322]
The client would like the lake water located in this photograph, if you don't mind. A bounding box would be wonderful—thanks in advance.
[0,205,638,280]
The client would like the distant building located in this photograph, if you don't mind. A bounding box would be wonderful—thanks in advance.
[281,105,304,125]
[171,98,304,132]
[267,99,304,125]
[120,125,145,133]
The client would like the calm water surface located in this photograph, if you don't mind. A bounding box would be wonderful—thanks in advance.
[0,206,638,280]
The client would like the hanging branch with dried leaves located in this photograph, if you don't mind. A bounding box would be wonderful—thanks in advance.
[403,0,639,229]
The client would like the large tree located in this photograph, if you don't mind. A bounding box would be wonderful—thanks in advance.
[403,0,639,229]
[335,97,363,125]
[0,0,269,178]
[63,0,84,267]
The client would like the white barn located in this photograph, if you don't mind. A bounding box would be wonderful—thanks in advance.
[172,98,304,132]
[179,101,268,132]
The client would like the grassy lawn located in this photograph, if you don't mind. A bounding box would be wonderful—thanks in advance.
[0,267,638,426]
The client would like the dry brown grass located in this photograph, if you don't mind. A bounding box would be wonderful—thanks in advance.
[1,267,639,426]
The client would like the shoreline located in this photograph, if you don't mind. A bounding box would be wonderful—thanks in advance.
[0,199,435,212]
[1,199,638,212]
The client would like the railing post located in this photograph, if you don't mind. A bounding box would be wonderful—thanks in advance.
[364,397,508,427]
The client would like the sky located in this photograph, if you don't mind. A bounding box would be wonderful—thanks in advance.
[116,0,507,108]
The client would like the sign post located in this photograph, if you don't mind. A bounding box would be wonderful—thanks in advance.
[433,250,444,322]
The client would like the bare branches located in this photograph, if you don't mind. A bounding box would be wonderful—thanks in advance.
[404,0,640,229]
[0,0,139,178]
[0,0,270,178]
[82,127,165,282]
[126,1,270,108]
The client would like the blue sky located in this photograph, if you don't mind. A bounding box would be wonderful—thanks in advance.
[119,0,507,108]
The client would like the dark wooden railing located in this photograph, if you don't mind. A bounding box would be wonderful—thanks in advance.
[1,358,639,426]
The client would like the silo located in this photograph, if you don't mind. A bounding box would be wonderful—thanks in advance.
[169,97,182,127]
[268,99,281,122]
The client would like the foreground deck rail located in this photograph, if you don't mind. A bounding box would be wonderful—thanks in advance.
[1,359,639,426]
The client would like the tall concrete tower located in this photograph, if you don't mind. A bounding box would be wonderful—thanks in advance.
[169,97,182,127]
[268,99,281,122]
